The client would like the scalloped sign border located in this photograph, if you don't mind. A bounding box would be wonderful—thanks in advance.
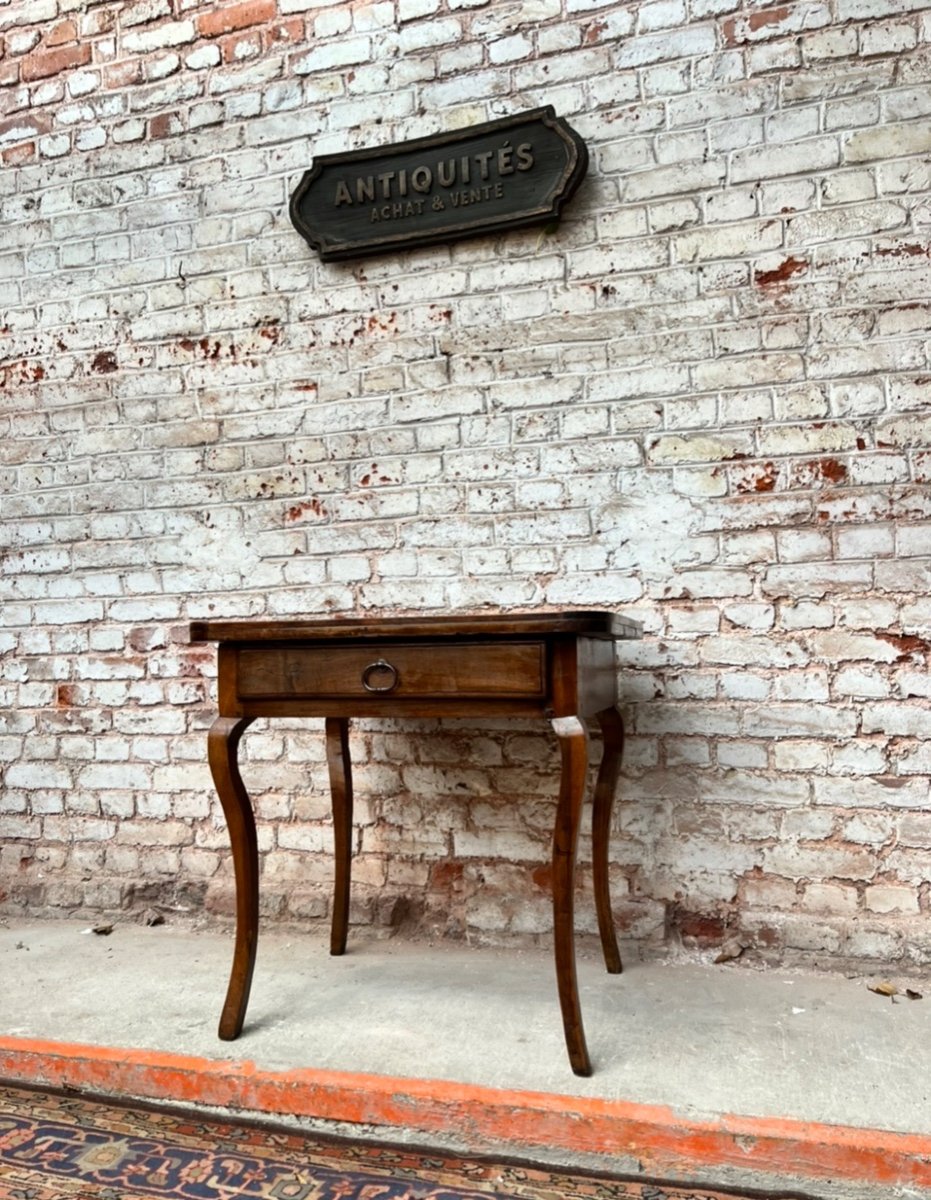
[289,106,588,262]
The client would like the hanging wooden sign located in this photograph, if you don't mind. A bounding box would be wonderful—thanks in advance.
[289,106,588,262]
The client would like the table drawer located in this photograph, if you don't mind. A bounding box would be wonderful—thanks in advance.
[236,641,546,700]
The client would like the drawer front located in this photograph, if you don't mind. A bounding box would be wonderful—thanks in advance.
[236,641,546,701]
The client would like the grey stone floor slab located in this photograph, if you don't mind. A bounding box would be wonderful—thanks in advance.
[2,918,928,1139]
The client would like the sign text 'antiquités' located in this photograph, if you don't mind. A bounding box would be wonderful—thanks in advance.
[289,108,588,261]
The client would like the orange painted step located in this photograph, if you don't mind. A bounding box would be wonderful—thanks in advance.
[1,1035,930,1191]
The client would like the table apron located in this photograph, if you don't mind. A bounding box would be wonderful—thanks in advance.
[218,636,617,720]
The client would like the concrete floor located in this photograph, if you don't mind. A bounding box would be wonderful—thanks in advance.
[2,918,930,1197]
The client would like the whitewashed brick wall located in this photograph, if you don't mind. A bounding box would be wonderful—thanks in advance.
[1,0,930,969]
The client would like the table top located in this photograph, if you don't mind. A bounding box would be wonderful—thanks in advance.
[189,610,642,644]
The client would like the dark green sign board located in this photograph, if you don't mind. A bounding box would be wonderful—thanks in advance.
[289,107,588,262]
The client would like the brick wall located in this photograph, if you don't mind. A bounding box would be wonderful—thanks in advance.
[1,0,929,969]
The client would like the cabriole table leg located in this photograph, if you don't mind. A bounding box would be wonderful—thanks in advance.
[326,717,353,956]
[551,714,592,1077]
[208,715,257,1041]
[592,704,625,975]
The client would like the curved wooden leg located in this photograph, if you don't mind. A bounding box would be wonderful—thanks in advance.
[551,715,592,1077]
[326,717,353,956]
[592,705,625,975]
[208,716,257,1041]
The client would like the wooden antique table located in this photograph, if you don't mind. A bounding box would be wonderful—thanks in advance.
[189,610,642,1076]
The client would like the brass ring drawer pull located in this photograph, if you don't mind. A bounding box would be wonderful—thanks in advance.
[361,659,399,693]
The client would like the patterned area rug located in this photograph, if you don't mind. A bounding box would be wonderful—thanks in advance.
[0,1083,807,1200]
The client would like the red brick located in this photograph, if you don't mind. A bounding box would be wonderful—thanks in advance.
[21,43,91,82]
[197,0,275,38]
[264,17,304,46]
[105,59,143,88]
[723,5,792,45]
[3,141,36,165]
[0,115,49,141]
[148,112,184,139]
[46,20,78,48]
[221,30,262,62]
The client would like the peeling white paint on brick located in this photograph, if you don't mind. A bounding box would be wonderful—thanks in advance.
[0,0,929,966]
